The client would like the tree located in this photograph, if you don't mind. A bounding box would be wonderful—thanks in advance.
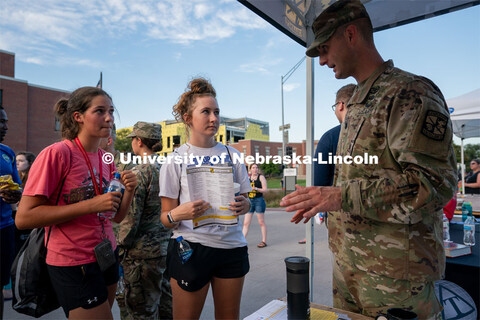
[453,142,461,164]
[115,128,133,153]
[464,143,480,160]
[464,143,480,172]
[260,163,282,178]
[453,141,480,173]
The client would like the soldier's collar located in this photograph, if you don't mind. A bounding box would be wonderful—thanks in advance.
[351,60,394,104]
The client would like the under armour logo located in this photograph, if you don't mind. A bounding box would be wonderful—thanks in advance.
[181,280,189,287]
[87,297,98,304]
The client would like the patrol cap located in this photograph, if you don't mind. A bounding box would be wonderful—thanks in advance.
[306,0,369,58]
[126,121,162,140]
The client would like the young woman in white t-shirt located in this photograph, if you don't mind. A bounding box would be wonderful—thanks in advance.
[160,78,252,319]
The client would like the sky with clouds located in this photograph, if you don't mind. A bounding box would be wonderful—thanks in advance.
[1,0,479,146]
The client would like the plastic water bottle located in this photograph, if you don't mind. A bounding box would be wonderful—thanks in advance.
[461,202,472,222]
[107,172,125,195]
[116,265,125,295]
[463,216,476,246]
[99,172,125,219]
[443,214,450,242]
[176,236,193,264]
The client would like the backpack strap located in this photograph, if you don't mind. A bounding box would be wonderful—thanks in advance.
[45,140,72,248]
[224,145,236,183]
[172,148,183,200]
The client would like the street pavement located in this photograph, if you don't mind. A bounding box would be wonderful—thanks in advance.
[4,209,334,320]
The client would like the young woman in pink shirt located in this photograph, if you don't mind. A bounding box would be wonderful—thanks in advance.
[16,87,137,319]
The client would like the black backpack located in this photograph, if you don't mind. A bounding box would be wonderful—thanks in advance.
[10,227,60,317]
[10,141,71,317]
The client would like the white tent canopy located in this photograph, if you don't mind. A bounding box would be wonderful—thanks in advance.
[238,0,480,47]
[448,88,480,139]
[447,88,480,194]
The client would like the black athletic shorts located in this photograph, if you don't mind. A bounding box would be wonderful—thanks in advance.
[166,239,249,292]
[47,248,119,317]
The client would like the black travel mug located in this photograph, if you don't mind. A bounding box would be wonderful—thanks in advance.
[285,256,310,320]
[375,308,418,320]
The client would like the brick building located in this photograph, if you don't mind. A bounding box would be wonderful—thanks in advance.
[0,49,70,155]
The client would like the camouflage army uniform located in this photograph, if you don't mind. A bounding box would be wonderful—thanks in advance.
[116,161,173,320]
[112,153,134,242]
[330,60,457,318]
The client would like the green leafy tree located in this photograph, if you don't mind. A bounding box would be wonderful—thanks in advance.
[260,163,282,178]
[453,142,480,173]
[465,143,480,171]
[115,128,133,153]
[453,142,461,164]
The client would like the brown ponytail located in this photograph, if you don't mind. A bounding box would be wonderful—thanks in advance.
[54,87,112,140]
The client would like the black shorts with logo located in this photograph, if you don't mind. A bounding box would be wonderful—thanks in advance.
[47,248,119,317]
[166,239,249,292]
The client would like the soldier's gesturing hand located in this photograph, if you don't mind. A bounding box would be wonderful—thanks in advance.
[280,185,342,224]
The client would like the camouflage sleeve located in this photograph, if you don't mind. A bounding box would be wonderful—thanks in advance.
[341,80,457,224]
[117,166,147,248]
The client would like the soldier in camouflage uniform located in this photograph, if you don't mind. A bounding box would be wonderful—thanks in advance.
[99,124,134,242]
[116,121,173,319]
[281,0,457,318]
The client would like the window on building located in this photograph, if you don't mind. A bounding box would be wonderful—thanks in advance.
[0,89,3,107]
[254,145,259,154]
[243,146,247,156]
[292,147,297,155]
[173,135,181,145]
[167,137,171,148]
[286,146,293,157]
[265,147,270,156]
[278,147,282,156]
[54,116,60,131]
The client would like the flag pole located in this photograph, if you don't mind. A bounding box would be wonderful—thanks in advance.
[97,72,103,89]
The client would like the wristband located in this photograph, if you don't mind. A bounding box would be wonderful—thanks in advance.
[167,211,178,225]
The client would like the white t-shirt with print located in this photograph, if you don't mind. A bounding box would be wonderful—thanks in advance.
[159,143,251,249]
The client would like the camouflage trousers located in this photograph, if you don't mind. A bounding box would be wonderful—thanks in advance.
[332,261,442,319]
[116,256,172,320]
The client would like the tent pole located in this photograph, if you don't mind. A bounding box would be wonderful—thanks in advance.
[305,57,315,303]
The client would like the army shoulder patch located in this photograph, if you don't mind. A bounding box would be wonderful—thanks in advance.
[421,110,448,141]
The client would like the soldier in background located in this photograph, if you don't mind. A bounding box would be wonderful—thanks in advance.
[281,0,457,318]
[116,121,172,319]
